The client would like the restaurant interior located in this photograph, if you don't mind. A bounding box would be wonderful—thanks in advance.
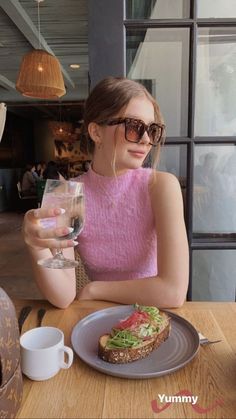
[0,0,235,302]
[0,0,90,299]
[0,2,235,418]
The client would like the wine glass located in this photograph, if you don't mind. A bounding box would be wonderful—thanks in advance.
[37,179,85,269]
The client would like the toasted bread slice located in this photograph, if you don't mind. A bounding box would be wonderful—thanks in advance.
[98,311,171,364]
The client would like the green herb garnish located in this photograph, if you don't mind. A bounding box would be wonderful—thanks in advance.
[106,330,141,349]
[133,303,161,321]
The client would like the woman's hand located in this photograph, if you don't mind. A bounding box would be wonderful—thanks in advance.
[23,208,78,251]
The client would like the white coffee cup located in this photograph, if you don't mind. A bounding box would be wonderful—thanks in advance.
[20,326,73,381]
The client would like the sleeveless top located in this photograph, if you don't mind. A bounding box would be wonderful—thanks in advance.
[77,167,157,281]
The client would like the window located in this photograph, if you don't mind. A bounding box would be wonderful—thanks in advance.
[126,0,190,19]
[195,27,236,136]
[125,0,236,301]
[126,28,189,136]
[89,0,236,301]
[192,250,236,301]
[193,145,236,234]
[197,0,236,18]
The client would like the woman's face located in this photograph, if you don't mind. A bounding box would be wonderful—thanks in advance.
[92,96,155,176]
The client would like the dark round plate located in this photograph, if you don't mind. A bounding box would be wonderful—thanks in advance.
[71,305,199,379]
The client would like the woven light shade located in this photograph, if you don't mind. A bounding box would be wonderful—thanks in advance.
[16,49,66,99]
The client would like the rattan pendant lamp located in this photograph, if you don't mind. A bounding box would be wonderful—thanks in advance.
[16,0,66,99]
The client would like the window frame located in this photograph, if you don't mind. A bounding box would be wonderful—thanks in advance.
[124,0,236,301]
[88,0,236,301]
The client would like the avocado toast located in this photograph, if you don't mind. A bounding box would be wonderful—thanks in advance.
[98,304,171,364]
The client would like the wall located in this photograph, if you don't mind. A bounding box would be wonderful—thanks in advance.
[33,120,90,166]
[0,168,22,211]
[88,0,125,88]
[33,120,55,162]
[0,112,34,168]
[0,112,35,211]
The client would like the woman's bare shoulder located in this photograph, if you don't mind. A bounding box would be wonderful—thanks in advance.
[148,170,183,216]
[149,170,181,194]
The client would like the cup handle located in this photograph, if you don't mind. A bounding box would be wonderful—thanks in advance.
[60,346,74,369]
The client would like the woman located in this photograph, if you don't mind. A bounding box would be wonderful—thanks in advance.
[35,161,46,178]
[23,77,189,309]
[21,164,37,196]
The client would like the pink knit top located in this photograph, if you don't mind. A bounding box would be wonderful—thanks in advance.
[77,167,157,281]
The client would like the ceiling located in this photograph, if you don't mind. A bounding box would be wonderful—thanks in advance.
[0,0,88,120]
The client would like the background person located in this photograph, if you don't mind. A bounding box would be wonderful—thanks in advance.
[35,161,46,178]
[43,161,60,180]
[23,77,189,309]
[21,164,37,196]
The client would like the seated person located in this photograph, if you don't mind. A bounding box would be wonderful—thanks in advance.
[35,161,46,178]
[21,164,37,196]
[22,77,189,310]
[43,161,60,180]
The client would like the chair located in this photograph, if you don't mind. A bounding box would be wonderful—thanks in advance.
[16,182,38,211]
[75,251,90,295]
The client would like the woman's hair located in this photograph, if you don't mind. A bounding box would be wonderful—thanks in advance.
[80,77,165,167]
[25,163,35,171]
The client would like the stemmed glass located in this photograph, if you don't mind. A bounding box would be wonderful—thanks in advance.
[37,179,85,269]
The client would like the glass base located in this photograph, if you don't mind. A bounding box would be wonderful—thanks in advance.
[37,256,79,269]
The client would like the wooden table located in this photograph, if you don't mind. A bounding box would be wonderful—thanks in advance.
[14,300,236,419]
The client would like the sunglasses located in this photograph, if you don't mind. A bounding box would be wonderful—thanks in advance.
[98,117,165,146]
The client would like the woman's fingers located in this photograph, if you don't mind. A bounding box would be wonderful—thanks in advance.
[25,234,78,249]
[23,208,77,250]
[37,226,74,239]
[24,235,78,250]
[24,208,64,226]
[28,218,74,240]
[33,207,65,219]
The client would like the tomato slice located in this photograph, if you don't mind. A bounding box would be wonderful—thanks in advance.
[115,310,150,330]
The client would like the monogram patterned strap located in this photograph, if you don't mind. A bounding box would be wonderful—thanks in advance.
[0,288,23,418]
[0,363,23,418]
[0,288,20,387]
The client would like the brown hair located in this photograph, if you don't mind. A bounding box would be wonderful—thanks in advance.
[80,77,165,167]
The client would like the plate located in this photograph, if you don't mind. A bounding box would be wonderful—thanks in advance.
[71,305,199,379]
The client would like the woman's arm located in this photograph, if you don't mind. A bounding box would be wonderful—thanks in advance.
[78,171,189,308]
[28,246,76,308]
[23,209,77,308]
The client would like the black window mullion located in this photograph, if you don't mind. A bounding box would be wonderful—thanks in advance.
[192,243,236,249]
[197,18,236,26]
[194,137,236,143]
[186,6,196,300]
[192,0,197,20]
[187,249,192,300]
[188,21,197,139]
[186,141,194,240]
[186,141,194,301]
[124,19,193,28]
[164,137,191,143]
